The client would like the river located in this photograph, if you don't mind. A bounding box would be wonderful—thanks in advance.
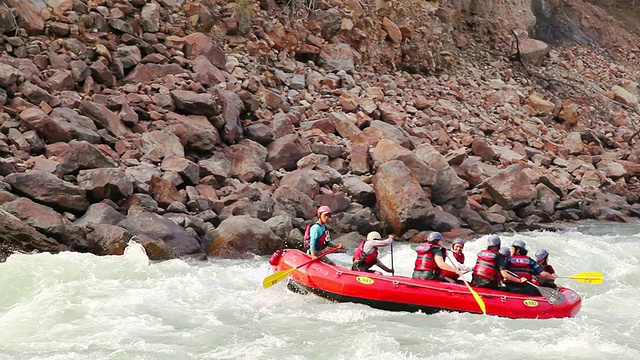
[0,221,638,359]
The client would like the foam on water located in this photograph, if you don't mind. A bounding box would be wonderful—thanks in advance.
[0,224,639,359]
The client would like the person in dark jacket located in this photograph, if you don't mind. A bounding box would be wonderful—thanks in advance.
[532,248,557,288]
[471,235,523,289]
[352,232,394,274]
[505,240,557,295]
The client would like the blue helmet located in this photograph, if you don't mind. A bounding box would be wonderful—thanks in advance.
[535,249,549,262]
[499,247,510,257]
[512,239,526,249]
[428,232,443,242]
[452,239,465,246]
[486,234,501,247]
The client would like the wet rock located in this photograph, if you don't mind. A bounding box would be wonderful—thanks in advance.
[85,223,130,255]
[119,210,200,257]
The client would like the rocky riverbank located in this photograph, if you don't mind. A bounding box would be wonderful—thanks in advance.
[1,0,640,261]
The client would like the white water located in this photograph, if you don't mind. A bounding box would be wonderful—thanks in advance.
[0,221,638,359]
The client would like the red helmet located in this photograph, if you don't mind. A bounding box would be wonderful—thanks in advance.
[317,205,332,216]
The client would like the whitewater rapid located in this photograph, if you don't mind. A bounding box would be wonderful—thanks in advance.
[0,221,638,359]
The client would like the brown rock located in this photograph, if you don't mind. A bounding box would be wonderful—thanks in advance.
[119,210,200,257]
[160,154,200,185]
[206,215,285,258]
[5,170,89,213]
[382,17,402,43]
[150,175,184,207]
[183,32,226,69]
[0,208,65,253]
[329,111,361,139]
[481,163,537,210]
[266,134,311,171]
[372,160,434,234]
[77,168,134,202]
[79,101,129,137]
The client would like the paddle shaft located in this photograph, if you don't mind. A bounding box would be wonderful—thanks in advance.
[505,270,564,304]
[447,255,486,314]
[262,247,339,289]
[390,242,394,275]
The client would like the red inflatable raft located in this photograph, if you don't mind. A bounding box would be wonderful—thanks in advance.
[269,249,582,319]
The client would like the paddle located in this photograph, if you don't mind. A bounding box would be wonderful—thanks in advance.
[506,270,565,305]
[262,247,339,289]
[390,241,395,276]
[447,255,486,315]
[558,271,603,284]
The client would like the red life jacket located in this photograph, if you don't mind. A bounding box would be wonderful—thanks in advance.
[543,264,555,275]
[303,222,328,251]
[507,254,534,281]
[533,264,556,285]
[414,243,444,275]
[473,249,500,280]
[352,241,379,269]
[442,251,465,280]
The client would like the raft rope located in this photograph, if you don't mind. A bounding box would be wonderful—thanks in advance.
[335,270,557,303]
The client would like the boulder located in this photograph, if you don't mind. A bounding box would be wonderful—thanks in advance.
[372,160,434,234]
[205,215,285,257]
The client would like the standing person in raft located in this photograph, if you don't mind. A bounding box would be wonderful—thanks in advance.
[441,239,473,282]
[505,240,557,295]
[352,231,394,275]
[532,249,557,288]
[306,205,343,264]
[412,232,460,281]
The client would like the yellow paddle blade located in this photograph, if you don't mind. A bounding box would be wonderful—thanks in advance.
[462,279,486,315]
[563,271,603,284]
[262,267,296,289]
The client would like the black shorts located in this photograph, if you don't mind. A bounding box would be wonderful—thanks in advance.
[471,276,501,289]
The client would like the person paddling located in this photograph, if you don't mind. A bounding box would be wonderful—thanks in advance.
[471,235,522,289]
[352,231,394,275]
[532,249,557,288]
[307,206,343,264]
[441,239,472,282]
[505,240,557,295]
[412,232,460,281]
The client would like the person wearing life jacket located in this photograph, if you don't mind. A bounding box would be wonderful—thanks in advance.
[352,231,394,274]
[532,249,557,288]
[412,232,459,281]
[499,246,511,261]
[308,206,343,264]
[471,235,522,289]
[505,240,557,295]
[441,239,472,281]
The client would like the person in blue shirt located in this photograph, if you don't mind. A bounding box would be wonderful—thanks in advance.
[505,240,557,295]
[307,206,343,264]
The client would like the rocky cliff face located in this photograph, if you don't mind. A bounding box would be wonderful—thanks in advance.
[1,0,640,260]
